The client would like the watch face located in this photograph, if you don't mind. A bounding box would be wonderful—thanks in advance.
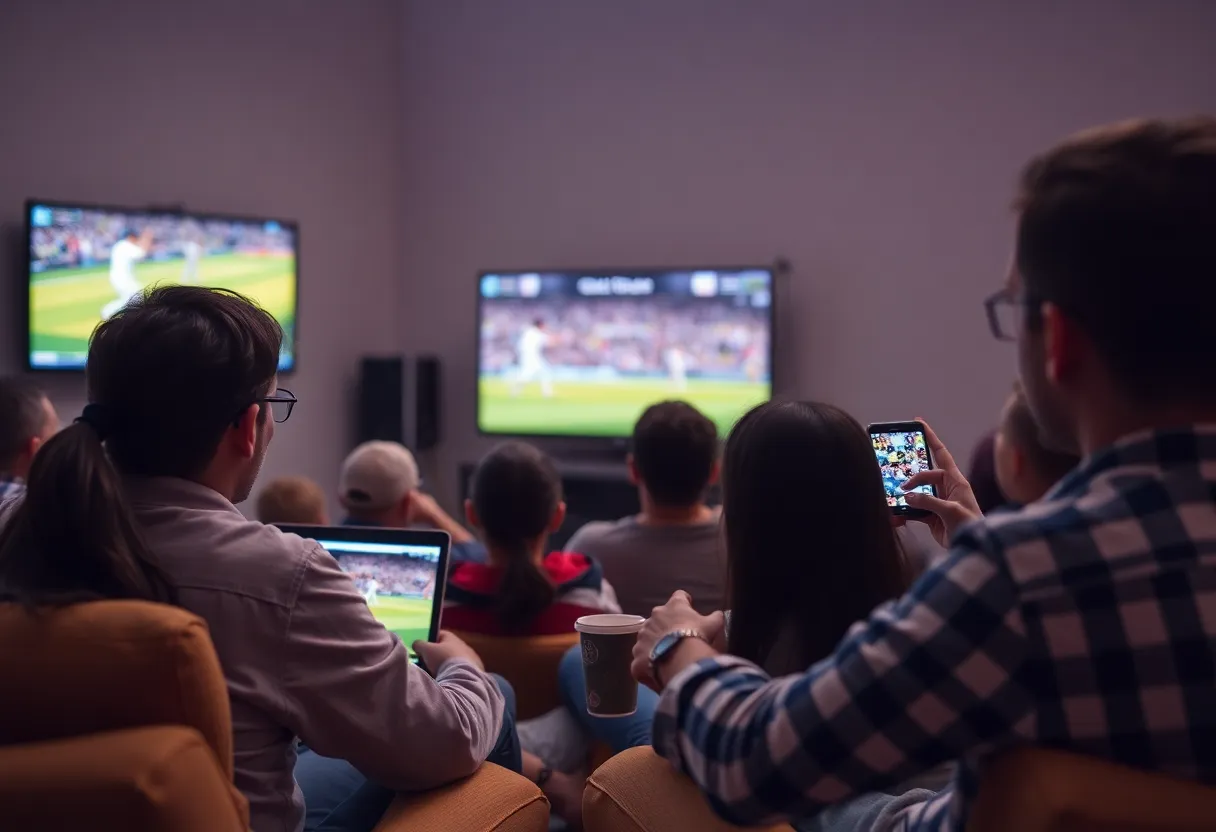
[650,631,682,663]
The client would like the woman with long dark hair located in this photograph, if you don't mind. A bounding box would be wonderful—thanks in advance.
[721,400,908,675]
[443,441,620,635]
[0,409,176,607]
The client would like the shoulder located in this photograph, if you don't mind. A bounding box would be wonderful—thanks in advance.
[566,518,632,551]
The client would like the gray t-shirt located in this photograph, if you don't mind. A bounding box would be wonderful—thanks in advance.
[565,516,725,617]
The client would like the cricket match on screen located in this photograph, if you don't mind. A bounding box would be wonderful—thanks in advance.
[26,202,297,370]
[477,269,773,438]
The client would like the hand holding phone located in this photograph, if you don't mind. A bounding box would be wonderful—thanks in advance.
[867,421,937,518]
[873,419,984,546]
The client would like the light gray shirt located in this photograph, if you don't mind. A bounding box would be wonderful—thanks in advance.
[566,515,725,617]
[122,478,503,832]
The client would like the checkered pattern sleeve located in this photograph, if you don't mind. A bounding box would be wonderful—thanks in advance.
[650,536,1034,827]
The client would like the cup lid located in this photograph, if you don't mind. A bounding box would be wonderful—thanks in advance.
[575,613,646,635]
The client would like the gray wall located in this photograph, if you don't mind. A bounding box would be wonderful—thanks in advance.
[0,0,406,517]
[2,1,1214,512]
[400,0,1216,500]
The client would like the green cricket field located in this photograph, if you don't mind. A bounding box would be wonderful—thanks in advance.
[477,376,769,437]
[367,595,434,654]
[29,253,296,358]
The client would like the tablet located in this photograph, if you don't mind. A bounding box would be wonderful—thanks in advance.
[278,525,450,662]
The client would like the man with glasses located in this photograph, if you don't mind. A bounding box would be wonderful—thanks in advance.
[91,286,518,832]
[628,117,1216,832]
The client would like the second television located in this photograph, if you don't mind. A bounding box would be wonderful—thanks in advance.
[477,268,774,439]
[25,200,299,371]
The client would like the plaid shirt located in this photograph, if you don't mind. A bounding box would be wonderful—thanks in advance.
[653,426,1216,831]
[0,478,23,502]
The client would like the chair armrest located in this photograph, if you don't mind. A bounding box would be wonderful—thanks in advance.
[0,726,248,832]
[373,763,548,832]
[584,746,795,832]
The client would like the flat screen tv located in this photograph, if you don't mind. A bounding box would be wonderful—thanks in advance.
[476,268,774,438]
[25,199,299,371]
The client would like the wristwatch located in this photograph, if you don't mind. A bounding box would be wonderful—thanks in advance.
[649,628,710,686]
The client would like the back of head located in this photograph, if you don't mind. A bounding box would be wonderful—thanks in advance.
[0,286,281,607]
[470,441,562,632]
[723,401,907,674]
[338,441,420,520]
[0,377,50,477]
[998,383,1082,501]
[257,476,328,526]
[89,285,282,479]
[1016,117,1216,404]
[966,430,1005,515]
[631,401,718,507]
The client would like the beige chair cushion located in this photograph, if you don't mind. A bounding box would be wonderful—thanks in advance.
[969,747,1216,832]
[584,746,795,832]
[375,762,549,832]
[0,600,234,779]
[0,726,247,831]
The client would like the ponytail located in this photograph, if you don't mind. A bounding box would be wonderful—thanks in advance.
[469,441,563,633]
[0,422,175,607]
[494,543,556,633]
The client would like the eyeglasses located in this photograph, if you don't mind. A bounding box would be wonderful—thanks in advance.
[260,388,297,423]
[984,288,1023,342]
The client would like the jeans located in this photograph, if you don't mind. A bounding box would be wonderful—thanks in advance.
[556,643,658,752]
[794,788,938,832]
[295,673,522,832]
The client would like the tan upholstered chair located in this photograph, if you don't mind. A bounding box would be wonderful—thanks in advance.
[455,630,580,719]
[583,746,795,832]
[0,600,248,830]
[0,601,548,832]
[968,746,1216,831]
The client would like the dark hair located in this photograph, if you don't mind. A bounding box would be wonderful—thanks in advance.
[966,430,1005,514]
[89,285,283,478]
[1015,117,1216,403]
[0,286,281,608]
[0,377,49,472]
[723,401,908,675]
[471,441,562,632]
[1002,382,1081,486]
[631,401,718,507]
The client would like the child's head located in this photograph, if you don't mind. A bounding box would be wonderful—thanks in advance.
[994,383,1082,505]
[256,476,329,526]
[465,442,565,631]
[722,401,908,675]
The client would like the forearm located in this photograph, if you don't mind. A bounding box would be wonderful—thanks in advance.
[428,508,475,544]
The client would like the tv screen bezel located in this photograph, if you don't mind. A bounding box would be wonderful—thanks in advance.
[23,197,301,374]
[474,265,777,441]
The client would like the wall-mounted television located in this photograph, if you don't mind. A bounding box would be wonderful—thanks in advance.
[24,199,299,371]
[476,267,774,439]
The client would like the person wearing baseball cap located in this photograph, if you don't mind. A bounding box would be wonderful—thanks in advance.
[339,440,485,562]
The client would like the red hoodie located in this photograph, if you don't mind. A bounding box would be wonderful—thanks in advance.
[442,551,620,636]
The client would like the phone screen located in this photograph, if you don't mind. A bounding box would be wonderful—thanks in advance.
[870,427,933,509]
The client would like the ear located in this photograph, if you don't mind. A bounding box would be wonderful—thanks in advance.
[1041,302,1078,386]
[549,500,567,533]
[626,454,640,486]
[398,491,413,521]
[26,435,43,459]
[1010,446,1025,478]
[464,498,478,529]
[227,404,260,459]
[706,458,721,487]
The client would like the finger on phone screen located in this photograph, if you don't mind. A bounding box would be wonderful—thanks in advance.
[901,468,945,492]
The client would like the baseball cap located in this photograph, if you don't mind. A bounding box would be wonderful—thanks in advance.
[338,441,420,511]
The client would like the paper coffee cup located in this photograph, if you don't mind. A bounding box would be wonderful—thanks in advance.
[574,613,645,716]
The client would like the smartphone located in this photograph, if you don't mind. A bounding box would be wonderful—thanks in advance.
[867,421,937,518]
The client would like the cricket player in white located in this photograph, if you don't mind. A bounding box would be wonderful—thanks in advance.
[666,346,688,392]
[101,229,152,320]
[511,317,554,398]
[364,577,380,607]
[182,238,202,282]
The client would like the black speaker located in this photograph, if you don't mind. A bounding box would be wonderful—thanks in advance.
[357,357,405,444]
[414,355,441,451]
